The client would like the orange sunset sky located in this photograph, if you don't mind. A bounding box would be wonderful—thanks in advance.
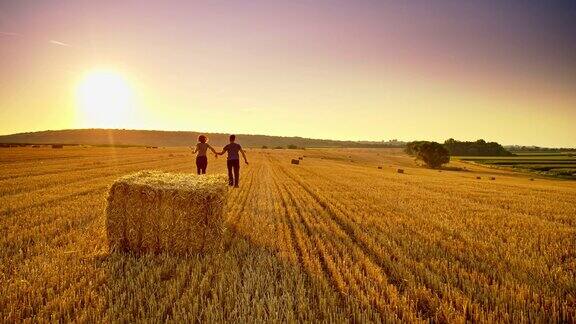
[1,0,575,147]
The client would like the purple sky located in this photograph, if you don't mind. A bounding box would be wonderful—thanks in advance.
[1,0,575,146]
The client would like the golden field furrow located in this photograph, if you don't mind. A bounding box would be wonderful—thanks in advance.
[0,149,203,185]
[0,158,203,215]
[1,147,574,322]
[0,155,192,196]
[271,152,575,321]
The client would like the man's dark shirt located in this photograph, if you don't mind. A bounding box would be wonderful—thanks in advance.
[223,143,242,160]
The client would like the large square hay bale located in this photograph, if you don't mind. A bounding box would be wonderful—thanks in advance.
[106,171,228,255]
[291,159,300,165]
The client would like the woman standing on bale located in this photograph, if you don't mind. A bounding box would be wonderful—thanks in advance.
[190,135,218,175]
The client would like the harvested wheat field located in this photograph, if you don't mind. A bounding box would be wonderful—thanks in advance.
[1,146,575,322]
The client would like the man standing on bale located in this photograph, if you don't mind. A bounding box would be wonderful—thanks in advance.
[217,134,248,188]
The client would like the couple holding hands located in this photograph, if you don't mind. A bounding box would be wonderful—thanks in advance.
[191,134,248,188]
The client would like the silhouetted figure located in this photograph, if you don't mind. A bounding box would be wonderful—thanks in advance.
[190,135,217,174]
[217,134,248,187]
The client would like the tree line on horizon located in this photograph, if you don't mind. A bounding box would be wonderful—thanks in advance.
[405,138,513,169]
[406,139,512,158]
[443,138,513,156]
[2,129,571,153]
[505,145,576,153]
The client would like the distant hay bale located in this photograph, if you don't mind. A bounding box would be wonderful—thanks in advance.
[397,169,404,174]
[291,159,300,165]
[106,171,228,255]
[490,177,496,180]
[530,178,534,181]
[377,166,383,169]
[476,176,481,180]
[298,157,303,160]
[51,144,63,149]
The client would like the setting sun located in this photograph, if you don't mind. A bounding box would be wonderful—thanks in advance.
[76,69,135,128]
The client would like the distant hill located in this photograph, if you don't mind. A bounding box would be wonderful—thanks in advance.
[0,129,405,148]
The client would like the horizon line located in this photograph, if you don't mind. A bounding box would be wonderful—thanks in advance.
[0,127,574,149]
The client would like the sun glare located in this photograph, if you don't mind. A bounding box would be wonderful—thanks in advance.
[76,69,135,128]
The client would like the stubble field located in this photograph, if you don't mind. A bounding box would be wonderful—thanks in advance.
[1,146,575,322]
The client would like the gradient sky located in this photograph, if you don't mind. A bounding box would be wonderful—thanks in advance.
[1,0,575,146]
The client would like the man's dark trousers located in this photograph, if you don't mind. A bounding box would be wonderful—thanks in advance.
[227,159,240,186]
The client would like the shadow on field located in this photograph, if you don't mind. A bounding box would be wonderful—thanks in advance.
[92,226,380,322]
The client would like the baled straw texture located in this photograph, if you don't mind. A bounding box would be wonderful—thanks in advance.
[106,171,228,255]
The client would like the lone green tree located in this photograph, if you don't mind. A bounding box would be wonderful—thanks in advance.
[415,142,450,168]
